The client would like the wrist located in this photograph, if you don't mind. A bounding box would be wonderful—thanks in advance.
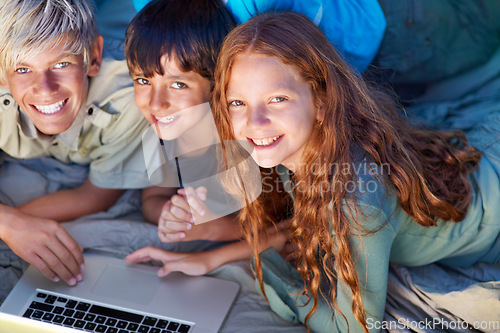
[212,240,252,268]
[0,204,18,238]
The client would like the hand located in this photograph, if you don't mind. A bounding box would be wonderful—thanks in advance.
[125,246,213,276]
[157,199,191,242]
[264,220,297,263]
[1,207,84,286]
[178,187,220,224]
[158,187,226,242]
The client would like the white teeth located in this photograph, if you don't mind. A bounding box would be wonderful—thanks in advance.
[34,99,66,114]
[251,136,280,146]
[155,115,179,123]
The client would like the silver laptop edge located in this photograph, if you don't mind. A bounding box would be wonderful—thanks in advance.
[1,252,239,333]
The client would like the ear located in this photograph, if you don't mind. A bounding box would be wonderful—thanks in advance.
[87,35,104,77]
[315,104,326,124]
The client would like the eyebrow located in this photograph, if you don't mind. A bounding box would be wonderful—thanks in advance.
[167,74,192,81]
[130,70,145,77]
[131,70,196,82]
[16,53,77,67]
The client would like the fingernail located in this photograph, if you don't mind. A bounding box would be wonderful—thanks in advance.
[190,217,194,223]
[186,223,192,230]
[200,210,205,216]
[69,278,76,286]
[199,192,207,200]
[53,276,60,282]
[80,263,85,270]
[76,274,83,281]
[180,233,186,238]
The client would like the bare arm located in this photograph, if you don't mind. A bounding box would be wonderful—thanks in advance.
[125,222,290,276]
[18,178,124,222]
[141,186,177,224]
[125,239,252,276]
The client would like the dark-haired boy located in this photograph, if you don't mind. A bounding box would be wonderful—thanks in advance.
[122,0,263,274]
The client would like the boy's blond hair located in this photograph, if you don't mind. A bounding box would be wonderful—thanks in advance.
[0,0,98,83]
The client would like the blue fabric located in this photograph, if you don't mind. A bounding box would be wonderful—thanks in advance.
[132,0,150,12]
[93,0,139,60]
[374,0,500,85]
[131,0,386,74]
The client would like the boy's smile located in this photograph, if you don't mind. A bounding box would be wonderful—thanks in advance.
[3,36,102,135]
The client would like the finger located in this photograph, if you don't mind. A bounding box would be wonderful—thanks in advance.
[158,227,170,243]
[160,211,184,225]
[169,194,191,212]
[163,220,192,232]
[125,247,156,263]
[158,230,186,243]
[169,205,193,222]
[158,221,191,243]
[195,187,207,201]
[37,246,78,286]
[183,187,206,216]
[29,255,59,283]
[126,246,187,264]
[46,240,82,284]
[160,201,183,222]
[56,229,85,271]
[160,202,181,223]
[179,187,207,201]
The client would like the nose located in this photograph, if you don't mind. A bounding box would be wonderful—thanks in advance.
[246,103,271,128]
[32,71,59,96]
[149,86,170,113]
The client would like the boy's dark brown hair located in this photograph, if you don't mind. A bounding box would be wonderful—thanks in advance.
[124,0,235,85]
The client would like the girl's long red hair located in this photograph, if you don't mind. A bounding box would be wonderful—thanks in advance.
[212,12,480,332]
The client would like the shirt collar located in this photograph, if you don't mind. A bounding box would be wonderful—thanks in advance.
[276,164,294,194]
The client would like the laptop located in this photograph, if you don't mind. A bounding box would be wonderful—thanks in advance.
[0,312,81,333]
[0,252,239,333]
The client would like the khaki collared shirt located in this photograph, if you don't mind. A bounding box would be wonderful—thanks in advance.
[0,58,151,189]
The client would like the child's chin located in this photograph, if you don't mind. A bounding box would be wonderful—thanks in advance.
[253,155,279,168]
[155,129,177,141]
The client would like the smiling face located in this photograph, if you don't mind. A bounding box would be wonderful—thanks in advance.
[227,53,319,170]
[3,36,102,135]
[131,54,212,141]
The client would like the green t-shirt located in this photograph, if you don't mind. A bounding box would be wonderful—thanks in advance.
[258,145,500,332]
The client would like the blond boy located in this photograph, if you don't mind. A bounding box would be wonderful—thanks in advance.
[0,0,150,285]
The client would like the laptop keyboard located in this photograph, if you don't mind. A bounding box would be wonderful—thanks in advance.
[22,291,192,333]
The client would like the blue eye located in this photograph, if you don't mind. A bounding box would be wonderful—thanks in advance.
[270,96,286,103]
[134,78,150,85]
[15,68,30,74]
[229,100,244,106]
[54,62,69,69]
[171,82,187,89]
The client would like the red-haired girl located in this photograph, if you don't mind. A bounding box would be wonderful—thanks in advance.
[211,11,500,333]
